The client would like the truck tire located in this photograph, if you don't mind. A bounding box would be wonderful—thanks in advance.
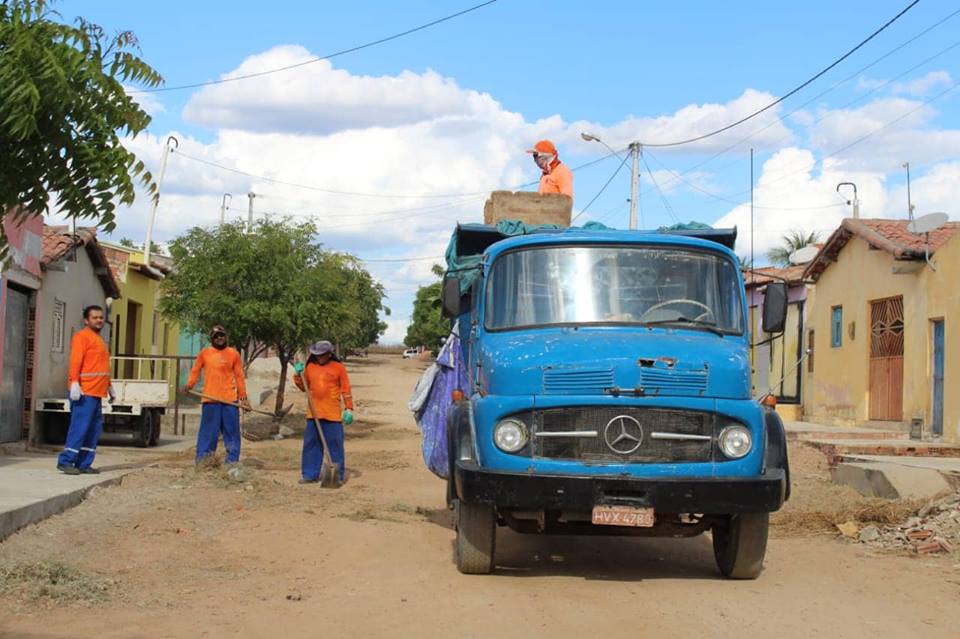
[148,410,161,447]
[456,500,495,575]
[43,413,70,445]
[134,411,153,448]
[712,512,769,579]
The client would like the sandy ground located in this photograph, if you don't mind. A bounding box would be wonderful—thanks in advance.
[1,354,959,639]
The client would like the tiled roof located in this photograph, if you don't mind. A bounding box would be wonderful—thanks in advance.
[804,218,960,282]
[744,264,808,287]
[41,225,122,298]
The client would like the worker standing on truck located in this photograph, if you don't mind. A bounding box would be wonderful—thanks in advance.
[181,325,248,465]
[57,305,114,475]
[528,139,573,199]
[292,341,354,484]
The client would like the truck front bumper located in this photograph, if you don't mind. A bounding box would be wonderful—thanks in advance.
[454,461,787,514]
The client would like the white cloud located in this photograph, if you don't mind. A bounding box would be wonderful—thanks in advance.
[885,161,960,218]
[892,71,952,97]
[125,85,166,118]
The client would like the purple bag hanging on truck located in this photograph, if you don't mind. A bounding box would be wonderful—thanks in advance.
[409,328,469,478]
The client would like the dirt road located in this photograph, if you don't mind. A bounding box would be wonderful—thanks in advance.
[1,355,958,638]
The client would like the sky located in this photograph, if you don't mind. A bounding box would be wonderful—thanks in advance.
[51,0,960,343]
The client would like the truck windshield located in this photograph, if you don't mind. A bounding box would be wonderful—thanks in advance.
[486,245,744,334]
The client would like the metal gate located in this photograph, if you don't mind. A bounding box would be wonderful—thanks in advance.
[932,320,944,436]
[869,296,904,421]
[0,286,30,442]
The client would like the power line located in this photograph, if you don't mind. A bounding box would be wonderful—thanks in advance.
[572,154,631,222]
[133,1,499,93]
[644,31,960,205]
[641,154,679,223]
[640,0,920,148]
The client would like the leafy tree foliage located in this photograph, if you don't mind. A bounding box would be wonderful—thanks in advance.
[160,220,387,412]
[404,264,449,353]
[0,0,162,259]
[766,230,821,267]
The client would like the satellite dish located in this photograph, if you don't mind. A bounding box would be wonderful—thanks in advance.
[788,245,820,265]
[907,212,948,234]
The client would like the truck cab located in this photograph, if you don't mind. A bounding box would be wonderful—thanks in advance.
[442,225,790,578]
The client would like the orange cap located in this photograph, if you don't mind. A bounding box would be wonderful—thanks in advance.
[527,140,557,155]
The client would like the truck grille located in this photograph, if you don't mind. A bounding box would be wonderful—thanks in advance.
[542,368,615,395]
[639,368,708,396]
[529,407,716,463]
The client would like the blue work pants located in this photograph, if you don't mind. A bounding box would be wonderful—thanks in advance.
[196,403,241,463]
[57,395,104,470]
[302,419,345,482]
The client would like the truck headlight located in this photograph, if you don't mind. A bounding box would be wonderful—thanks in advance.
[494,418,528,453]
[719,424,752,459]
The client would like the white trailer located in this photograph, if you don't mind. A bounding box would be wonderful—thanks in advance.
[35,356,172,447]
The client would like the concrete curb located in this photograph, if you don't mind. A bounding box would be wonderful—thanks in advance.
[0,472,128,542]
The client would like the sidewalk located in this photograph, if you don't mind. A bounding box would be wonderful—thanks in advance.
[0,434,193,541]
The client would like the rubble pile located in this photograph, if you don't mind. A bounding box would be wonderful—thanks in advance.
[845,490,960,554]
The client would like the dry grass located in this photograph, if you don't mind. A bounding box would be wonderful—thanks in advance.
[0,561,116,605]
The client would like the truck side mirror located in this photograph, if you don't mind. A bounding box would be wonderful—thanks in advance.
[762,282,788,333]
[441,276,462,318]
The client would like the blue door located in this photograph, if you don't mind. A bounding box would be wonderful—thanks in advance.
[932,320,944,437]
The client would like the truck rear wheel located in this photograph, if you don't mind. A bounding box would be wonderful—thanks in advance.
[148,410,161,447]
[712,512,769,579]
[134,410,154,448]
[456,500,495,574]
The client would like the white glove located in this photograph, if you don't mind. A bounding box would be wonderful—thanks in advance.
[108,385,116,403]
[70,382,82,402]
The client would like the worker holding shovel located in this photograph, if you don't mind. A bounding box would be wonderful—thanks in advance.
[181,325,248,465]
[293,341,354,485]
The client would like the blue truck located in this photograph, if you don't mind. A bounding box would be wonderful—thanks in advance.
[441,223,790,579]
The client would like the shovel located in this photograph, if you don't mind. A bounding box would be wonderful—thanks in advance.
[188,391,293,441]
[299,371,341,488]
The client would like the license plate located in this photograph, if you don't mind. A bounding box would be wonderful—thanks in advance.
[591,505,655,528]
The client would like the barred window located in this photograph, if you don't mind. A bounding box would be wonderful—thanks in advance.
[52,300,66,353]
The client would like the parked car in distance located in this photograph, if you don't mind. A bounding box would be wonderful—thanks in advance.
[403,348,419,359]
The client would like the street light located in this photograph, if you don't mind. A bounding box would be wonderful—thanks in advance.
[581,131,641,230]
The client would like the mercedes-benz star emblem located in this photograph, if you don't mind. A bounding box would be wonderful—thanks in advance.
[603,415,644,454]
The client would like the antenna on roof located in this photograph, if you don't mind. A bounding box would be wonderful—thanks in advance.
[788,245,820,265]
[906,212,948,272]
[836,182,859,219]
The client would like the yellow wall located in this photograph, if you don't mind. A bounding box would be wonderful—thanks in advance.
[804,235,960,441]
[102,244,180,384]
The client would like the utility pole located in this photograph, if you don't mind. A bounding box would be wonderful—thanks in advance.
[629,142,641,230]
[144,136,178,269]
[902,162,915,221]
[247,191,256,230]
[837,182,859,219]
[219,193,232,227]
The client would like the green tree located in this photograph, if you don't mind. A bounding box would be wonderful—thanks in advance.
[404,264,449,352]
[0,0,162,259]
[160,220,386,413]
[766,230,821,267]
[118,237,164,255]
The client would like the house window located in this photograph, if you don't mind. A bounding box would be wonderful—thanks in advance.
[152,311,159,346]
[807,330,815,373]
[831,306,843,348]
[52,300,66,353]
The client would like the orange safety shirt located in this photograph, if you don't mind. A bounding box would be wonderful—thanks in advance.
[538,160,574,199]
[187,347,247,404]
[68,327,112,398]
[293,360,354,422]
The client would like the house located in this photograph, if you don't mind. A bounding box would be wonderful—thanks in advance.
[802,218,960,441]
[99,242,180,385]
[32,226,121,442]
[0,212,44,443]
[745,264,809,420]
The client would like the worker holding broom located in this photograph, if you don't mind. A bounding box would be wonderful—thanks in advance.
[293,341,354,485]
[181,325,248,465]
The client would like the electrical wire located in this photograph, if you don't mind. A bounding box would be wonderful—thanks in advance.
[132,1,499,93]
[641,153,679,223]
[640,0,920,148]
[571,154,630,222]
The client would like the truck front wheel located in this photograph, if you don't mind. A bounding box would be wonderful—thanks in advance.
[134,411,154,448]
[712,512,769,579]
[456,500,496,574]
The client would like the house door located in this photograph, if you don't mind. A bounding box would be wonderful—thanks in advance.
[0,286,30,442]
[869,296,904,421]
[123,302,140,378]
[932,320,945,436]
